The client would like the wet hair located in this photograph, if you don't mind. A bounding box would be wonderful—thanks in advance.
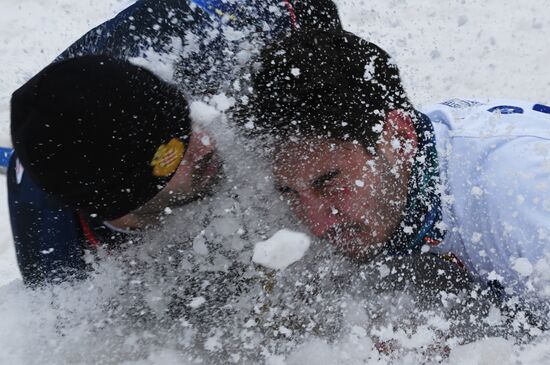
[243,30,415,148]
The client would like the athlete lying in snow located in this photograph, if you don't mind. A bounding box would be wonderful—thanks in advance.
[247,29,550,295]
[7,0,342,286]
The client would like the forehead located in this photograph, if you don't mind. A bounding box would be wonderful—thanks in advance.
[273,138,365,182]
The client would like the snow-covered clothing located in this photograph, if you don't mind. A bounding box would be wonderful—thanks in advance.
[423,99,550,292]
[8,0,340,285]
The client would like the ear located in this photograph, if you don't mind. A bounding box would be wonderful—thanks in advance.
[376,110,418,167]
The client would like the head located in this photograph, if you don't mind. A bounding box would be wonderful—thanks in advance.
[11,56,222,228]
[112,128,222,229]
[247,30,421,261]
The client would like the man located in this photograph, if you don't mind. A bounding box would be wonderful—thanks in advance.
[9,56,223,285]
[247,30,550,293]
[8,0,343,286]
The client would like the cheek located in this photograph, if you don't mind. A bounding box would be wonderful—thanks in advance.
[328,186,357,214]
[164,163,193,193]
[334,184,376,217]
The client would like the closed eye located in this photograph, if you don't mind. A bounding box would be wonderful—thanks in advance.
[311,170,340,190]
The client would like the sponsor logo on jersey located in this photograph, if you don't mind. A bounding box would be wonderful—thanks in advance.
[533,104,550,115]
[441,98,483,109]
[151,138,185,177]
[487,105,524,114]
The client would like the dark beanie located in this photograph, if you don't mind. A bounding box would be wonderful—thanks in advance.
[11,55,192,220]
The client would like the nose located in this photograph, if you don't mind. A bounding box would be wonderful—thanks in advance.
[294,191,338,237]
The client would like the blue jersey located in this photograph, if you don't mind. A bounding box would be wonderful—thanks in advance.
[58,0,296,94]
[8,0,341,285]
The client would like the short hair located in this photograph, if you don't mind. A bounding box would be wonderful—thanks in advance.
[244,30,415,147]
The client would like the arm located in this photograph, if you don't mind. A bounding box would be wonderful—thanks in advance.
[7,156,86,286]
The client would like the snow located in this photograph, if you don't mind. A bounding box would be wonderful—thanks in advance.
[129,36,184,83]
[0,0,549,364]
[189,100,223,127]
[512,257,534,277]
[252,229,311,270]
[188,296,206,308]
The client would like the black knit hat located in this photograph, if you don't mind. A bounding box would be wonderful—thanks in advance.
[247,30,413,146]
[11,55,192,220]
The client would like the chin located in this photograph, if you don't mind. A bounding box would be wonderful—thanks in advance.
[340,243,382,263]
[327,233,382,263]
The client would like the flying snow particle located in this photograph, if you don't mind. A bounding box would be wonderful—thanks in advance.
[378,264,390,278]
[201,135,211,146]
[512,257,534,277]
[129,36,184,82]
[189,100,221,126]
[485,305,504,326]
[279,326,293,337]
[193,235,209,255]
[210,93,236,111]
[290,67,300,77]
[355,180,365,188]
[252,229,311,270]
[364,62,375,80]
[233,79,241,92]
[372,122,384,133]
[470,186,483,197]
[487,271,504,282]
[188,296,206,308]
[204,332,222,351]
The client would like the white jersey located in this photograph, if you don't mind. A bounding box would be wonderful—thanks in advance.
[422,99,550,292]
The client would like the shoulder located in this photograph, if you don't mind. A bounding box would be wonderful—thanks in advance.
[427,99,550,285]
[422,98,550,140]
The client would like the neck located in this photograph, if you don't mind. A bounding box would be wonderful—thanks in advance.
[385,111,445,255]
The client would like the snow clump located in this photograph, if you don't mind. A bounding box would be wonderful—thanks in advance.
[253,229,311,270]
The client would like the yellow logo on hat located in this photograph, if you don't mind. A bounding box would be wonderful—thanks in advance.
[151,138,185,177]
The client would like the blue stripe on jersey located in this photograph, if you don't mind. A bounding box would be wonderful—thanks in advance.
[533,104,550,115]
[190,0,237,16]
[487,105,524,114]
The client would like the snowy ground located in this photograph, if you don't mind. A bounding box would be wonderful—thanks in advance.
[0,0,549,364]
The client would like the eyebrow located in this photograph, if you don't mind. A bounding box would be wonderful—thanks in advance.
[275,169,341,195]
[311,170,340,189]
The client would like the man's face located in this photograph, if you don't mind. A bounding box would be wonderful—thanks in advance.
[109,130,222,229]
[156,129,222,206]
[273,139,409,261]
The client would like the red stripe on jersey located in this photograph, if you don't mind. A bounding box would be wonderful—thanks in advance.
[283,0,298,28]
[78,211,100,248]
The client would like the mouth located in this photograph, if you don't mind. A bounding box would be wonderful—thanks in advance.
[323,223,379,262]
